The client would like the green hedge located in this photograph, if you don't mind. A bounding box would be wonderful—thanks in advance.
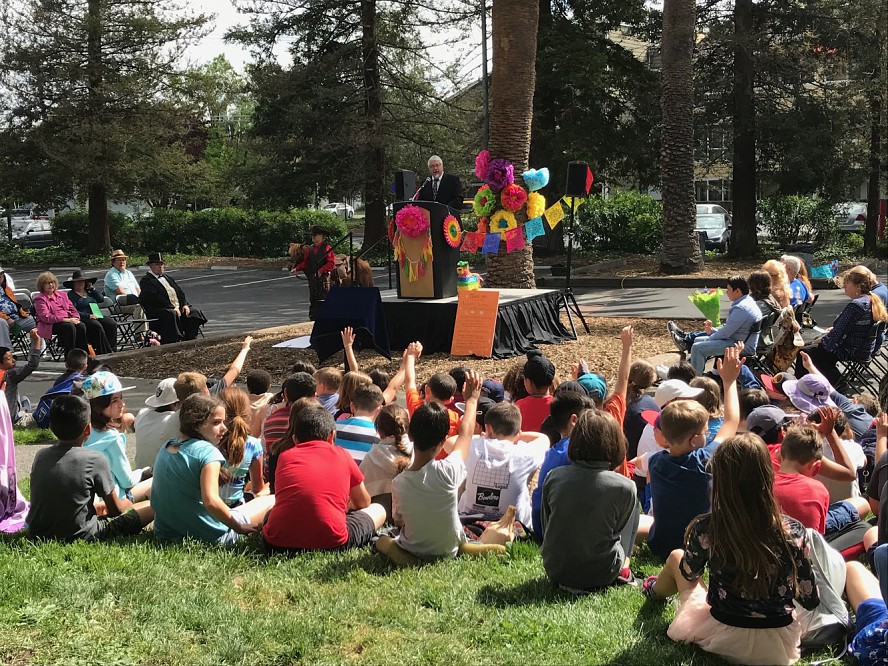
[51,208,348,258]
[575,192,662,254]
[757,196,837,247]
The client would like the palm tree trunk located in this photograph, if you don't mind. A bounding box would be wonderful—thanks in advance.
[659,0,702,273]
[485,0,539,289]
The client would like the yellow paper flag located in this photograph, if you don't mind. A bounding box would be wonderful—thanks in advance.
[544,201,565,229]
[562,196,586,209]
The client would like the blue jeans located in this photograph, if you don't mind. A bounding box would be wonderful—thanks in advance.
[688,334,736,374]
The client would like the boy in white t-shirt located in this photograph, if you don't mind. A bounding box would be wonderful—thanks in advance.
[457,402,548,527]
[380,370,482,560]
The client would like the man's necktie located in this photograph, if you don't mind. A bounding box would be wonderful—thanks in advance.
[432,178,439,199]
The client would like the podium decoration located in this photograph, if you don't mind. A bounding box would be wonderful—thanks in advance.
[391,200,459,298]
[444,215,461,248]
[456,261,481,291]
[393,205,433,282]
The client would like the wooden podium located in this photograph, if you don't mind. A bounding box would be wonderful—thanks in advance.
[393,201,460,299]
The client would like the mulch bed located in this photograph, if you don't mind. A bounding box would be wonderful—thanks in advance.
[110,317,698,385]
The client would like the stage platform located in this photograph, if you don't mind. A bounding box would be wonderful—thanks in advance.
[379,287,573,358]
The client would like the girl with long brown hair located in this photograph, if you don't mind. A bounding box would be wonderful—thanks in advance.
[642,433,820,664]
[217,387,265,507]
[360,403,414,521]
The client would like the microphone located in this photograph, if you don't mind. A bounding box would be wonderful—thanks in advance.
[413,177,430,201]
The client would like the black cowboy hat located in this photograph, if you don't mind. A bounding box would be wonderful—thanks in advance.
[62,269,98,289]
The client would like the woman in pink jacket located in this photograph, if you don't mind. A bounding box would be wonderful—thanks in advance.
[34,272,88,355]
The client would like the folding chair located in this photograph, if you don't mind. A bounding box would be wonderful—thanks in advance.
[796,293,819,329]
[836,321,887,394]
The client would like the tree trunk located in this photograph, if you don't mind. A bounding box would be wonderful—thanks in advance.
[485,0,539,289]
[729,0,758,258]
[361,0,386,250]
[659,0,701,274]
[863,4,884,257]
[86,0,110,255]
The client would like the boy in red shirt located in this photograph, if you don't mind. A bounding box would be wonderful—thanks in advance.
[290,226,336,320]
[262,406,386,553]
[515,350,555,432]
[772,414,870,537]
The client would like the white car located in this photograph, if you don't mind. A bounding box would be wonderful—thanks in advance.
[833,202,866,234]
[322,202,354,219]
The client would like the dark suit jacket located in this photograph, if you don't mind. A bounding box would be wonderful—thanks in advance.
[138,272,190,314]
[417,172,463,212]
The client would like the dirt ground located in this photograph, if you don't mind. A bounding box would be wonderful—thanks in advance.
[110,317,697,385]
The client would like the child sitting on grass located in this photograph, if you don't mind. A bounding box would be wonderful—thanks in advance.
[381,370,483,560]
[404,342,460,436]
[639,344,742,559]
[27,395,153,541]
[844,560,887,666]
[772,414,870,538]
[246,369,274,436]
[262,406,385,553]
[642,433,820,665]
[457,402,548,527]
[335,371,372,420]
[334,383,383,465]
[217,388,265,506]
[314,367,342,415]
[151,394,275,543]
[361,404,413,521]
[541,409,640,593]
[530,390,595,540]
[515,350,555,431]
[82,372,152,502]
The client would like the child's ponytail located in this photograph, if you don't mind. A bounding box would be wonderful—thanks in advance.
[375,404,411,457]
[217,388,252,484]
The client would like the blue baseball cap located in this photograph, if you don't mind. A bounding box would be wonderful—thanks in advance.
[481,379,504,403]
[577,373,607,401]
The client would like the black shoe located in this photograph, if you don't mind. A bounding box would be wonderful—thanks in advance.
[667,320,684,337]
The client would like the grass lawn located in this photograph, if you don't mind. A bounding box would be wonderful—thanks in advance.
[0,481,847,665]
[12,428,55,446]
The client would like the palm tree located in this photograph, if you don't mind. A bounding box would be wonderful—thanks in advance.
[485,0,539,289]
[659,0,702,273]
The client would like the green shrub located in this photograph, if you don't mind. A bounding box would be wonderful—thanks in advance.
[814,233,866,263]
[757,196,838,247]
[575,192,662,254]
[51,207,348,259]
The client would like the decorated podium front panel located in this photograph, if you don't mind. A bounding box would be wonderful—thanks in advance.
[392,201,460,299]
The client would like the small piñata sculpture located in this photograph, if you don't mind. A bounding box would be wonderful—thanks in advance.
[456,261,481,291]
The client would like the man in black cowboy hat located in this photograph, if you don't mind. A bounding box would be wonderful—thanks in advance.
[290,226,335,320]
[138,253,207,344]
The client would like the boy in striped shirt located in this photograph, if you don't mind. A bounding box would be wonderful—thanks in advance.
[335,383,383,464]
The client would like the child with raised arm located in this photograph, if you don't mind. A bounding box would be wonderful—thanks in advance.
[27,395,154,541]
[403,341,460,436]
[641,343,743,559]
[642,434,820,665]
[381,370,483,560]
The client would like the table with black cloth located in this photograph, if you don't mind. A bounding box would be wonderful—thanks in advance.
[310,287,573,361]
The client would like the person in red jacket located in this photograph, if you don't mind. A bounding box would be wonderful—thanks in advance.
[291,226,335,320]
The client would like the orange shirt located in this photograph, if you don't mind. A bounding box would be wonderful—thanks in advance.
[601,392,630,478]
[406,387,461,436]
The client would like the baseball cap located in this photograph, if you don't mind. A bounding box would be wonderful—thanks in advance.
[524,350,555,387]
[577,373,607,401]
[653,379,704,408]
[746,405,797,436]
[481,379,505,403]
[781,374,836,414]
[641,409,661,428]
[145,378,178,408]
[79,371,135,400]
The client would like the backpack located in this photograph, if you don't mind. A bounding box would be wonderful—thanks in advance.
[33,373,82,429]
[796,528,852,649]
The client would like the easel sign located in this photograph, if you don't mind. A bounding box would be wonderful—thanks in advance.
[451,290,500,357]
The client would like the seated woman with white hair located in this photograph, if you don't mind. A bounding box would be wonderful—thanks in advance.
[780,255,815,307]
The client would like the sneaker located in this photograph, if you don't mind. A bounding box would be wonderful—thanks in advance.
[20,397,31,413]
[667,320,684,337]
[671,331,688,354]
[641,575,660,600]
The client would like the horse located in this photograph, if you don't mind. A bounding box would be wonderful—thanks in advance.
[287,243,375,288]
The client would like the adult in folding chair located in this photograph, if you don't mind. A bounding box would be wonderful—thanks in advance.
[794,267,888,388]
[103,249,147,330]
[0,267,37,349]
[63,270,117,354]
[33,272,89,356]
[138,253,206,344]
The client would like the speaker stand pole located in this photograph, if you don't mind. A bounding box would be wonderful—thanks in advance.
[561,196,590,335]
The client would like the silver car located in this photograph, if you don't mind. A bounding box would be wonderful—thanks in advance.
[833,202,866,234]
[322,202,354,220]
[695,205,731,252]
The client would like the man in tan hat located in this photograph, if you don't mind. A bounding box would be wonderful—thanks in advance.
[103,249,146,328]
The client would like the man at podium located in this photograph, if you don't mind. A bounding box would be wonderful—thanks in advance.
[416,155,464,213]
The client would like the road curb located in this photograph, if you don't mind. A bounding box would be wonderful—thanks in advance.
[537,276,840,289]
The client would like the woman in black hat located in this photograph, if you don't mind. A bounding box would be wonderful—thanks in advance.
[64,270,117,354]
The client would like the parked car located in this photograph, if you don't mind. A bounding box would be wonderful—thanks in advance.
[11,217,54,248]
[833,202,866,234]
[696,212,731,252]
[322,202,354,220]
